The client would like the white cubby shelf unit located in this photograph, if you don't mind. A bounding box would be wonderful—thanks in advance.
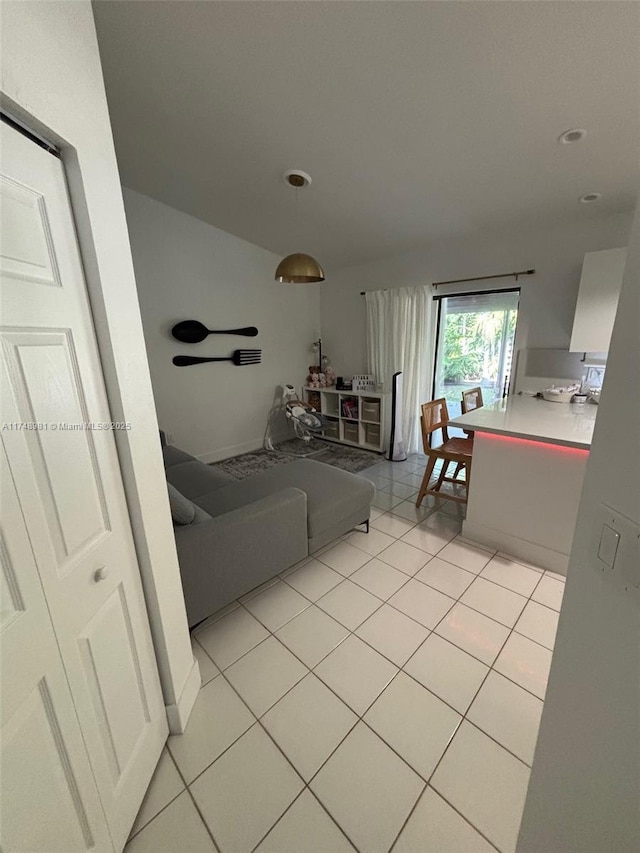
[303,387,389,453]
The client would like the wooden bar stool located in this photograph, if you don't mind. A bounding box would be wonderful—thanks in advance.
[416,398,473,506]
[461,386,484,416]
[451,385,485,479]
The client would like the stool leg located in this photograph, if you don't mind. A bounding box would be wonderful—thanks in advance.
[434,462,448,492]
[416,455,437,507]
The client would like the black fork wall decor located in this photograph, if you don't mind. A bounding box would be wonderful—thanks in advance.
[173,350,262,367]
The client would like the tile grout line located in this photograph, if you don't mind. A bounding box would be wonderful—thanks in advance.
[201,526,557,720]
[388,783,502,853]
[167,736,224,853]
[199,533,554,734]
[387,611,529,852]
[213,594,530,850]
[126,749,186,842]
[191,620,530,853]
[202,671,366,853]
[153,508,562,853]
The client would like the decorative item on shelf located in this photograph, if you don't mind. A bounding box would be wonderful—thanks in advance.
[173,350,262,367]
[171,320,258,342]
[307,365,321,388]
[321,355,336,386]
[336,376,352,391]
[341,397,358,419]
[275,171,324,284]
[311,338,322,370]
[352,374,376,392]
[307,390,321,410]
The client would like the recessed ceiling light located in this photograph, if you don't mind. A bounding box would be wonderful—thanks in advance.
[579,192,602,204]
[558,128,587,144]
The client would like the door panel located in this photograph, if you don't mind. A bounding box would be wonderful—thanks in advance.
[0,444,112,852]
[3,329,109,564]
[1,121,167,850]
[3,680,95,853]
[0,174,62,287]
[79,585,151,784]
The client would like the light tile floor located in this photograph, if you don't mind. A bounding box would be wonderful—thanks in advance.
[127,454,565,853]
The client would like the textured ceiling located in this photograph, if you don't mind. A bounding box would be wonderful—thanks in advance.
[94,1,640,269]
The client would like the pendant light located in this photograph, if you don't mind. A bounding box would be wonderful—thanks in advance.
[275,170,325,283]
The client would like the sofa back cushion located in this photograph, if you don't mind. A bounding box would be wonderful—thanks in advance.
[163,445,235,500]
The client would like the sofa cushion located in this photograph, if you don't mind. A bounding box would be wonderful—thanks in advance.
[165,457,235,500]
[163,445,198,469]
[195,459,374,539]
[167,482,196,525]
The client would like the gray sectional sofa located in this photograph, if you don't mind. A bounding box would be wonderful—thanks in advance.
[162,440,375,626]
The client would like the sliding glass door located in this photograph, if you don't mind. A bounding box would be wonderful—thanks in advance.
[433,289,520,416]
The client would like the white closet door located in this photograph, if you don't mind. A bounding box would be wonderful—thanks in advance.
[0,442,113,853]
[0,121,167,851]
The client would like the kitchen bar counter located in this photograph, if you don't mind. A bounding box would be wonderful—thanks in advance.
[449,395,597,449]
[447,395,596,573]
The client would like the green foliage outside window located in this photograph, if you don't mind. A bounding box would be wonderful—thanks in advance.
[442,310,516,384]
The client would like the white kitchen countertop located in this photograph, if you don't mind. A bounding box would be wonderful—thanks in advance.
[449,395,597,449]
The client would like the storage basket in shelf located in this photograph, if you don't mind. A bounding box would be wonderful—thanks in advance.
[323,420,340,439]
[365,423,381,446]
[343,422,359,443]
[361,400,381,422]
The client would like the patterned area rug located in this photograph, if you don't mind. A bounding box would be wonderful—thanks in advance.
[211,438,381,479]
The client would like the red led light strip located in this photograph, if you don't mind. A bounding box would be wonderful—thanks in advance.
[478,431,590,456]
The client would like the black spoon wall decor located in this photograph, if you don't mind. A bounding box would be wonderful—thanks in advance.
[171,320,258,343]
[173,350,262,367]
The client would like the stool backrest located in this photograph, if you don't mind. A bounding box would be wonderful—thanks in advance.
[420,398,450,451]
[461,386,484,414]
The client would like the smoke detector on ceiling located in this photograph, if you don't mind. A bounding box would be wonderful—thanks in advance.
[558,128,587,144]
[579,192,602,204]
[283,170,312,189]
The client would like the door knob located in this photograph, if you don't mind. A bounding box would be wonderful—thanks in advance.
[94,566,109,583]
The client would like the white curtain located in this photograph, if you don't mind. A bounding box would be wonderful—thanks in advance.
[366,286,434,454]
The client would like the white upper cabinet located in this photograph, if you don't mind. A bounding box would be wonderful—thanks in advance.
[569,248,628,353]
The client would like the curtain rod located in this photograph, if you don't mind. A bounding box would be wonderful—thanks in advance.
[359,268,535,295]
[432,268,535,289]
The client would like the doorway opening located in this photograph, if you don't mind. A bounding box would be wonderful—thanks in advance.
[432,288,520,417]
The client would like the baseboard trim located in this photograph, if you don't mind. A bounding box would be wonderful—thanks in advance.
[462,520,569,575]
[165,655,200,734]
[197,432,290,464]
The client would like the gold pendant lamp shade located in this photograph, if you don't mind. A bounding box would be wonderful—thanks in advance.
[275,252,325,284]
[276,171,324,284]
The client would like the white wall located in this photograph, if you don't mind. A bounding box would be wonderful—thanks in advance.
[123,189,320,462]
[1,1,197,730]
[517,205,640,851]
[319,213,632,378]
